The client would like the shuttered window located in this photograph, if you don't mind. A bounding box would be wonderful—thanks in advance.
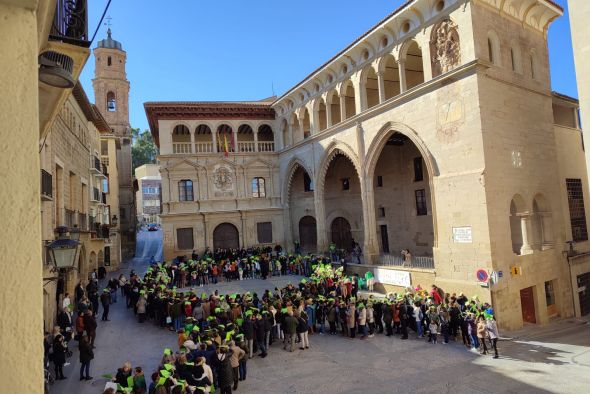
[257,222,273,244]
[177,228,194,250]
[566,178,588,241]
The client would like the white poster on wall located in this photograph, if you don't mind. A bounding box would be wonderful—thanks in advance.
[452,226,472,243]
[374,268,411,287]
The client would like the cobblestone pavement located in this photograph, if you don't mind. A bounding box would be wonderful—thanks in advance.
[51,231,590,393]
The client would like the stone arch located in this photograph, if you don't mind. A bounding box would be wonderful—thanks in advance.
[509,39,522,73]
[313,96,328,132]
[365,123,439,248]
[340,79,357,120]
[400,39,425,89]
[282,156,314,205]
[212,222,240,250]
[77,245,87,281]
[378,53,400,100]
[326,88,342,125]
[172,123,192,154]
[316,140,362,195]
[360,64,379,110]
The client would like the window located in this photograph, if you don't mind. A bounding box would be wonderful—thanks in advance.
[342,178,350,191]
[488,38,494,63]
[378,207,386,217]
[101,140,108,156]
[178,180,194,201]
[376,175,383,187]
[303,172,314,192]
[107,92,116,112]
[566,178,588,241]
[107,56,112,66]
[252,177,266,198]
[177,228,194,250]
[143,187,158,194]
[103,178,109,194]
[510,48,516,71]
[257,222,273,244]
[530,53,537,79]
[545,280,555,307]
[414,157,424,182]
[415,189,427,216]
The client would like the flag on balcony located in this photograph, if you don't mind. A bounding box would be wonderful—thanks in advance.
[223,134,229,157]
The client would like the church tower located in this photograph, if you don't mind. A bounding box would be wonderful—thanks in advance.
[93,28,136,259]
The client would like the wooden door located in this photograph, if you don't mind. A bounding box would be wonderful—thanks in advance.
[298,216,317,252]
[213,223,239,249]
[331,217,352,251]
[520,287,537,324]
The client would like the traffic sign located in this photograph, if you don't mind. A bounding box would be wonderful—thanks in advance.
[510,266,522,276]
[476,269,489,282]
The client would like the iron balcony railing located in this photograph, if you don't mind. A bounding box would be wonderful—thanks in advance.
[49,0,90,47]
[379,254,435,269]
[41,169,53,199]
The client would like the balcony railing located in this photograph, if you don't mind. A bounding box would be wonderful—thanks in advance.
[65,209,76,228]
[237,141,256,153]
[91,187,100,202]
[90,155,102,175]
[258,142,275,152]
[173,143,192,154]
[379,254,435,269]
[195,142,214,153]
[41,169,53,200]
[49,0,90,48]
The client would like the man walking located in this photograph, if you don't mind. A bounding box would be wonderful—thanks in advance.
[100,289,111,321]
[282,311,298,352]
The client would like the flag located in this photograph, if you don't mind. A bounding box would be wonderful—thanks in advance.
[223,134,229,157]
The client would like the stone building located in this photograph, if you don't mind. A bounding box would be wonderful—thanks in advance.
[93,29,136,259]
[146,0,589,330]
[135,163,162,224]
[40,82,123,330]
[568,0,590,318]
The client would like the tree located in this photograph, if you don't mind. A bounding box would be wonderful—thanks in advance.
[131,127,158,172]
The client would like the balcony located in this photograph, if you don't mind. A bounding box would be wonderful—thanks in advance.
[41,169,53,201]
[173,142,192,154]
[90,155,106,178]
[91,223,111,239]
[49,0,90,48]
[237,141,256,153]
[195,142,214,153]
[378,254,435,270]
[258,142,275,152]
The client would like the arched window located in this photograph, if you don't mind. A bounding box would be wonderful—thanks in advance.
[530,51,537,79]
[302,109,311,138]
[172,124,191,154]
[316,98,327,131]
[342,80,356,119]
[402,41,424,90]
[178,180,193,201]
[361,65,379,110]
[487,31,501,66]
[510,43,522,73]
[252,177,266,198]
[107,92,116,112]
[107,56,112,66]
[327,89,341,126]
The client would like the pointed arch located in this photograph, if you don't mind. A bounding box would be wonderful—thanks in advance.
[316,140,362,199]
[282,156,314,205]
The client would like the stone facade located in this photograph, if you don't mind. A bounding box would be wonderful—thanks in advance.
[93,30,136,259]
[147,0,590,329]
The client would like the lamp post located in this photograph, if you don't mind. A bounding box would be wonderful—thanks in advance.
[47,226,81,270]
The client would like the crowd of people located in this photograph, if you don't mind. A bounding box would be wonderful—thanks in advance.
[98,249,500,394]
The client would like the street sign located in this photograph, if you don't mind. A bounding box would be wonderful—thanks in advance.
[476,269,489,282]
[498,271,503,278]
[510,266,522,276]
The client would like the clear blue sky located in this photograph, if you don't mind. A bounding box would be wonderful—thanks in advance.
[79,0,577,132]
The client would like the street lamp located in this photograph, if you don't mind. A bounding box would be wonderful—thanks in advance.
[47,226,80,270]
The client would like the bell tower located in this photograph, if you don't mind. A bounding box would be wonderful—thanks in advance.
[92,28,136,259]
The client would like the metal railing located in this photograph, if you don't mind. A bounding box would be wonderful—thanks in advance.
[41,169,53,199]
[65,209,76,228]
[379,254,435,269]
[237,141,256,152]
[258,142,275,152]
[49,0,90,47]
[173,143,192,154]
[194,142,214,153]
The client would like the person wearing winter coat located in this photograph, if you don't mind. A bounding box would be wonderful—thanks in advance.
[115,362,133,388]
[282,311,298,352]
[327,304,337,335]
[214,346,234,394]
[382,303,393,336]
[346,304,356,339]
[476,315,489,354]
[255,315,268,357]
[136,296,147,323]
[357,305,367,339]
[229,341,245,390]
[296,311,309,349]
[53,333,68,380]
[486,316,500,358]
[78,335,94,381]
[242,317,255,358]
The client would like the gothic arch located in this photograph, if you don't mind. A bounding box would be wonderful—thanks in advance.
[282,156,314,205]
[316,140,362,200]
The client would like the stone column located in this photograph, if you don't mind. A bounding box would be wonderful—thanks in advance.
[325,94,333,128]
[314,191,328,253]
[283,204,294,252]
[240,211,246,248]
[339,93,347,121]
[254,129,259,152]
[398,60,407,93]
[519,214,534,254]
[212,131,218,153]
[189,130,195,153]
[232,129,238,153]
[352,73,363,114]
[377,71,386,103]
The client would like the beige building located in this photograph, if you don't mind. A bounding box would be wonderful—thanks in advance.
[93,29,137,259]
[135,164,162,224]
[147,0,590,329]
[40,82,123,330]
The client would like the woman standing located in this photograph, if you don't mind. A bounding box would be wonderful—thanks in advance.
[78,335,94,381]
[486,315,500,358]
[52,333,67,380]
[476,315,489,355]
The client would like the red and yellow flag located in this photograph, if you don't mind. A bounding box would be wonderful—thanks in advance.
[223,134,229,157]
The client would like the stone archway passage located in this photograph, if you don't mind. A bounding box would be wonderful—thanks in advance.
[299,216,317,252]
[331,217,353,251]
[213,223,240,249]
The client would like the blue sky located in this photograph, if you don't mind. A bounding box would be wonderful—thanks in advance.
[79,0,576,132]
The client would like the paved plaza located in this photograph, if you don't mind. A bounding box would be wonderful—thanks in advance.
[50,231,590,394]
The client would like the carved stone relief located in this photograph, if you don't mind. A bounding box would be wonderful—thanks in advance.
[431,19,461,77]
[213,165,234,197]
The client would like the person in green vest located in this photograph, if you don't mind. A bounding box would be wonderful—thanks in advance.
[365,270,375,292]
